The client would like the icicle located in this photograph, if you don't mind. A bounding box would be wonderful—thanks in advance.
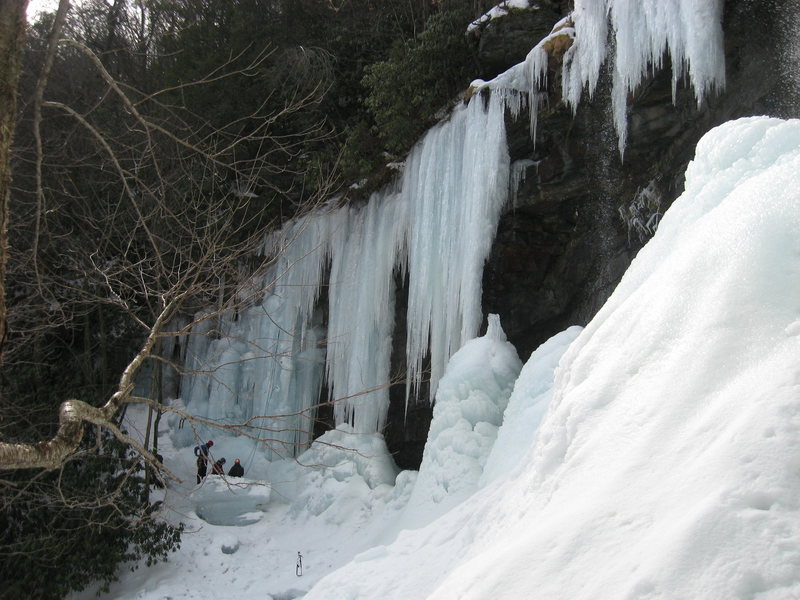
[404,93,510,406]
[325,191,409,434]
[511,159,538,207]
[486,0,724,153]
[564,0,725,153]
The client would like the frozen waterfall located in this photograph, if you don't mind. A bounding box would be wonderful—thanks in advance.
[485,0,725,154]
[172,0,726,458]
[173,93,510,452]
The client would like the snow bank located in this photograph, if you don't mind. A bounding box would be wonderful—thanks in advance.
[467,0,532,33]
[303,117,800,599]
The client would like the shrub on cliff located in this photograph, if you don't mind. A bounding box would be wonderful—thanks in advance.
[363,6,478,156]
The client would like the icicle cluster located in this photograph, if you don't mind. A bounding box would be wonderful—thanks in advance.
[402,95,509,403]
[176,0,728,453]
[487,0,725,155]
[178,94,509,448]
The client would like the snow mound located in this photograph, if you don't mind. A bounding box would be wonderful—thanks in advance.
[481,324,583,484]
[218,533,240,554]
[303,117,800,599]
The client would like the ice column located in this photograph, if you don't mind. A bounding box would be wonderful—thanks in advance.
[325,191,409,434]
[403,93,510,402]
[178,211,337,459]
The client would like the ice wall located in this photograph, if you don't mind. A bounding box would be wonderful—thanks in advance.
[174,212,335,459]
[174,0,728,454]
[325,192,408,434]
[174,94,510,451]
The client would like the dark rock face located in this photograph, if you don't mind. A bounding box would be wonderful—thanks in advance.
[469,1,566,79]
[481,0,800,361]
[383,274,435,471]
[380,0,799,466]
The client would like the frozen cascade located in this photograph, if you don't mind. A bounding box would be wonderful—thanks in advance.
[175,212,337,459]
[174,93,509,451]
[403,93,509,403]
[326,192,408,434]
[486,0,725,154]
[174,1,726,454]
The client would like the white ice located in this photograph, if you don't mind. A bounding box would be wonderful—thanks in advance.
[467,0,533,33]
[173,93,509,452]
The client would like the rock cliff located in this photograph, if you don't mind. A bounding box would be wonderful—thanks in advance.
[385,0,800,469]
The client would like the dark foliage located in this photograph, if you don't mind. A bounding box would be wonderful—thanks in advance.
[362,5,478,156]
[0,431,182,599]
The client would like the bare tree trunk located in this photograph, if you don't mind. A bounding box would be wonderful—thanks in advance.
[32,0,70,288]
[0,0,28,361]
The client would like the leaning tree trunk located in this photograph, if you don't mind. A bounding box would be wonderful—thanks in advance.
[0,0,28,361]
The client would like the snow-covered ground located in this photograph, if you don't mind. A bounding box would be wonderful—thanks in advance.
[72,115,800,599]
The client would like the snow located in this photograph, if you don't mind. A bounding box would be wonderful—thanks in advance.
[467,0,533,33]
[74,116,800,600]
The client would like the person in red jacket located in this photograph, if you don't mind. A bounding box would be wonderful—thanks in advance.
[211,458,226,475]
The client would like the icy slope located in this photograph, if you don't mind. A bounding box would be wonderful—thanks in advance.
[303,117,800,599]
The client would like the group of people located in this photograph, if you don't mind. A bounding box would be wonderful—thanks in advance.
[194,440,245,483]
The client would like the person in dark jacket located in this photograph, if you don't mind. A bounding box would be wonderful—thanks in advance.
[194,440,214,483]
[228,458,244,477]
[194,440,214,459]
[211,458,226,475]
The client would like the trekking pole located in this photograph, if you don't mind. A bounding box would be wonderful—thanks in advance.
[296,551,303,577]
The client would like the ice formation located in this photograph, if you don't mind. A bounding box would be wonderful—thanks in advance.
[91,115,800,600]
[173,0,728,459]
[487,0,725,153]
[402,96,509,402]
[173,94,509,451]
[401,314,522,527]
[301,115,800,600]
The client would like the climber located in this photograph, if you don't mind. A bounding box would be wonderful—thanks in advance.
[228,458,245,477]
[194,440,214,483]
[212,457,227,475]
